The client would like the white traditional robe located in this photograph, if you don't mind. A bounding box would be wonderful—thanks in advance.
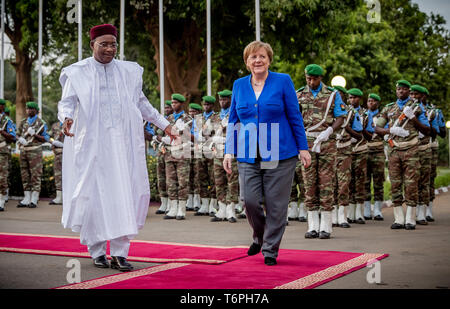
[58,57,169,247]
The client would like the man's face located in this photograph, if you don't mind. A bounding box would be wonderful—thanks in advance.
[90,34,117,64]
[396,86,410,100]
[164,105,173,116]
[189,109,200,117]
[203,102,214,113]
[26,108,37,117]
[367,98,379,111]
[306,75,322,90]
[219,97,231,109]
[410,91,423,102]
[348,95,361,107]
[171,100,183,113]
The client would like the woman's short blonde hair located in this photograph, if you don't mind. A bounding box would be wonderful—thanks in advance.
[243,41,274,64]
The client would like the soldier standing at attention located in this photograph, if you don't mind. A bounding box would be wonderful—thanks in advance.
[332,86,360,228]
[363,93,386,220]
[375,80,430,230]
[194,96,218,216]
[162,94,193,220]
[0,99,16,211]
[16,102,50,208]
[298,64,346,239]
[49,121,65,205]
[187,103,203,211]
[210,90,239,223]
[347,88,368,224]
[153,100,173,215]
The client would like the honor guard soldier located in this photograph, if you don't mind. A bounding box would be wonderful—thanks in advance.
[0,99,16,211]
[153,100,173,215]
[331,86,358,228]
[162,93,193,220]
[375,80,430,230]
[346,88,368,224]
[194,95,218,216]
[298,64,347,239]
[16,102,50,208]
[187,103,203,211]
[49,121,65,205]
[210,90,239,223]
[364,93,386,220]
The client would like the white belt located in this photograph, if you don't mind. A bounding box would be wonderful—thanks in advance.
[367,141,384,148]
[337,140,352,149]
[0,141,7,148]
[392,137,419,149]
[306,131,321,138]
[418,143,430,151]
[21,145,42,151]
[430,140,439,148]
[353,143,368,153]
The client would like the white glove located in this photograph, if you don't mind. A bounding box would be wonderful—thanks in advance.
[403,106,415,120]
[336,133,343,141]
[175,119,186,131]
[418,132,425,139]
[161,136,171,145]
[196,135,205,143]
[384,134,389,142]
[27,127,36,136]
[389,127,410,137]
[212,135,225,145]
[315,127,334,143]
[311,141,321,153]
[152,135,159,142]
[18,137,28,145]
[52,140,64,148]
[350,137,357,143]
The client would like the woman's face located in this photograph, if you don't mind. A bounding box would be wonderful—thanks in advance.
[246,47,270,75]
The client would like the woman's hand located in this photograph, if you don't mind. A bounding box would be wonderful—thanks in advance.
[299,150,311,168]
[223,153,233,174]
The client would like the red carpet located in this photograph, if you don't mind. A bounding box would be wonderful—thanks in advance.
[56,250,388,289]
[0,232,247,264]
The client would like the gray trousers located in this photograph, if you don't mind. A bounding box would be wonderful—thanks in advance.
[238,156,297,258]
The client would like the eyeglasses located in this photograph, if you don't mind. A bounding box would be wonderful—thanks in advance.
[95,42,118,49]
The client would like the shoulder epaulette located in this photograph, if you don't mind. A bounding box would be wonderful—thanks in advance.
[296,86,305,92]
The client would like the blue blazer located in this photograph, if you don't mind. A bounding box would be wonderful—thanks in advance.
[225,71,308,163]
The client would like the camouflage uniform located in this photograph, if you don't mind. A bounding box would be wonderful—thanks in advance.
[288,161,306,221]
[0,114,15,197]
[154,125,168,199]
[50,122,65,191]
[377,99,422,229]
[17,116,47,193]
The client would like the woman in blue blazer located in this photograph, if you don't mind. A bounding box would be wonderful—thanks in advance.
[223,41,311,266]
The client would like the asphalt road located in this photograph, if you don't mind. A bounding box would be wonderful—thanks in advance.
[1,190,449,291]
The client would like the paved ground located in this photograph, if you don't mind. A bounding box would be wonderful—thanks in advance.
[0,191,449,290]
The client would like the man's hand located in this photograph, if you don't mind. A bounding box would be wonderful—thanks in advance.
[17,137,28,146]
[389,127,410,137]
[27,127,36,136]
[164,124,180,143]
[63,118,74,137]
[299,150,311,168]
[403,106,416,120]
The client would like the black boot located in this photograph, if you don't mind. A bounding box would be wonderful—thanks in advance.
[110,256,134,272]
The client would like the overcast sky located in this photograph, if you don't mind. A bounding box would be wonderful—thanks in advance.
[411,0,450,30]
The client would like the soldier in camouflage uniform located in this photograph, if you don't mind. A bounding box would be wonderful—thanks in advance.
[375,80,431,230]
[210,90,239,223]
[332,86,360,228]
[3,106,15,203]
[187,103,203,211]
[288,164,306,222]
[347,88,368,224]
[363,93,386,221]
[426,96,446,222]
[16,102,50,208]
[49,121,65,205]
[0,99,16,211]
[298,64,347,239]
[161,94,193,220]
[193,96,218,216]
[153,100,173,214]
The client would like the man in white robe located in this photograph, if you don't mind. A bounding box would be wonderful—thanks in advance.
[58,24,176,271]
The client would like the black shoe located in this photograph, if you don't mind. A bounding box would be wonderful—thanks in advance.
[355,218,365,224]
[247,243,262,256]
[319,231,331,239]
[0,207,4,212]
[264,257,277,266]
[405,223,416,230]
[28,203,37,208]
[332,223,339,227]
[209,212,216,217]
[374,215,384,221]
[391,223,405,229]
[155,209,166,214]
[416,220,428,225]
[186,207,195,211]
[93,255,109,268]
[110,256,133,272]
[210,216,225,222]
[426,216,435,222]
[238,213,247,219]
[298,216,307,222]
[305,230,319,239]
[227,217,237,223]
[163,214,176,219]
[176,215,185,220]
[194,211,207,216]
[339,222,351,228]
[17,203,28,208]
[347,218,355,223]
[364,216,373,220]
